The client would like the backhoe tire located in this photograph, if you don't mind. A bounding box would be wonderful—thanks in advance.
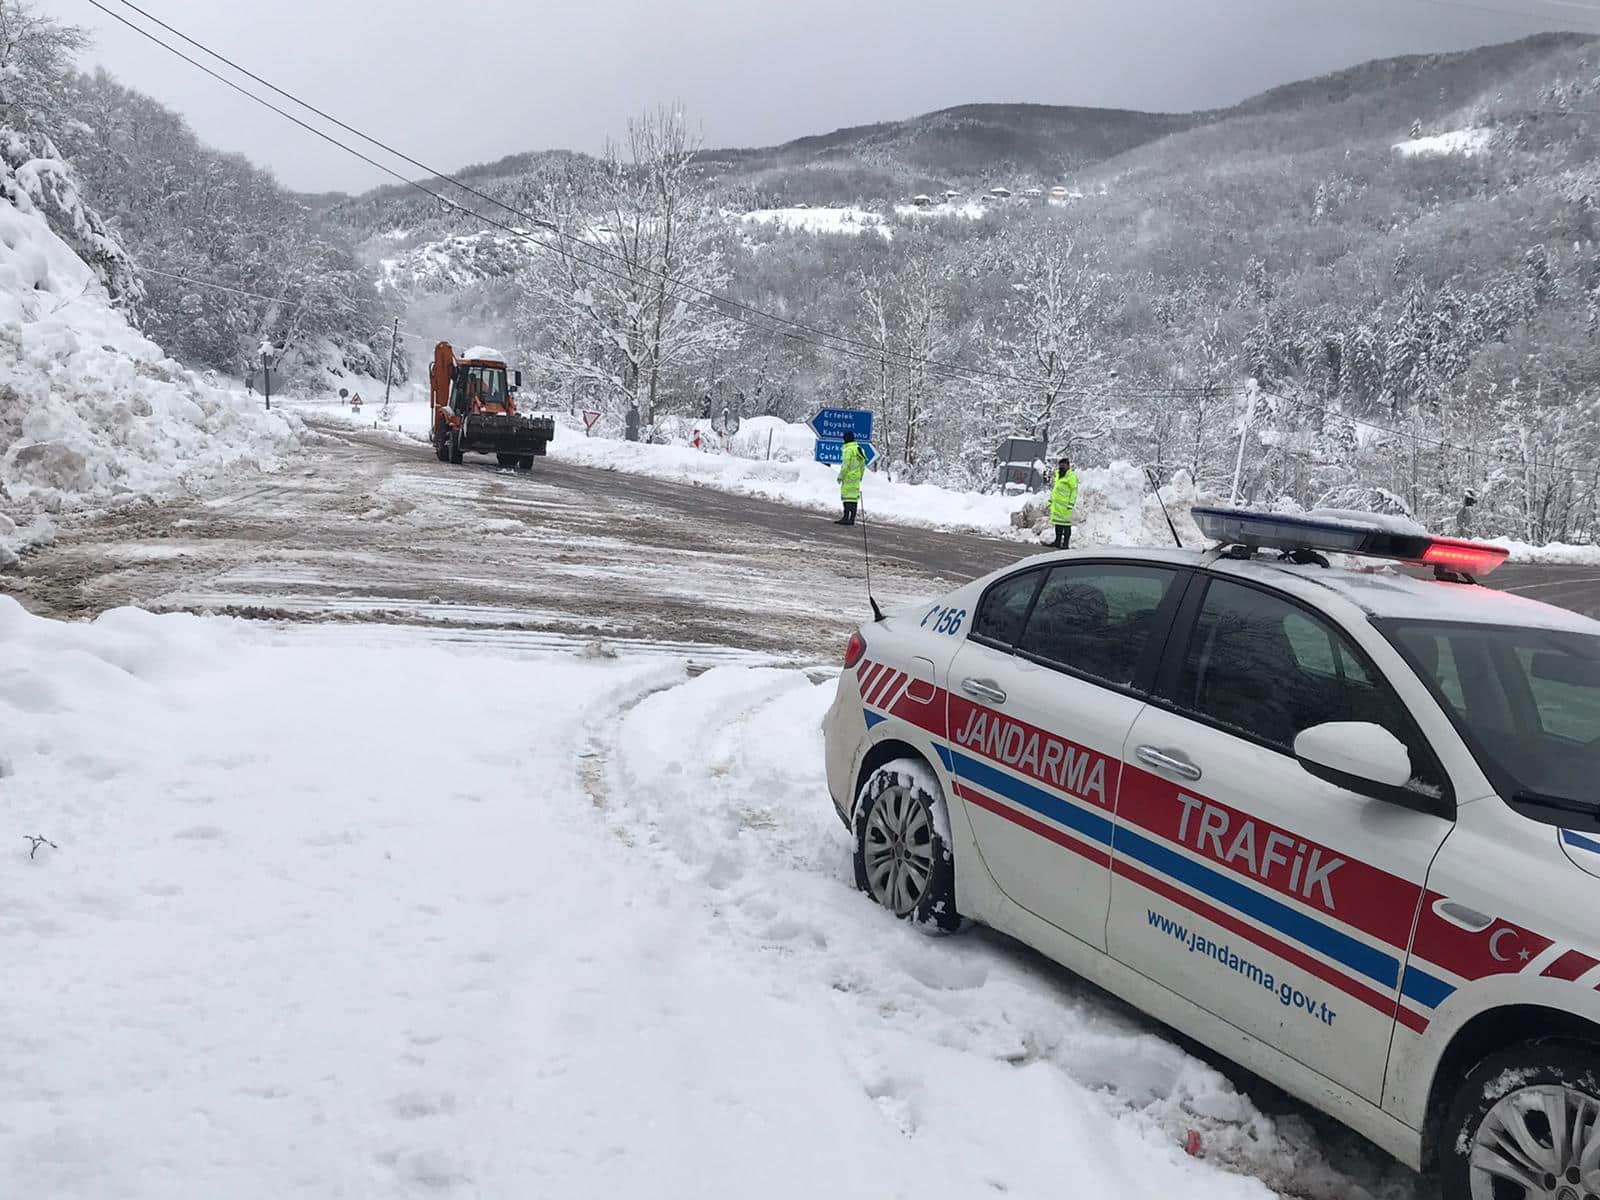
[434,427,449,462]
[448,428,464,464]
[496,453,517,468]
[516,456,534,471]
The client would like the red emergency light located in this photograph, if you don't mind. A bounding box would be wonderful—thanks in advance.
[1420,537,1510,576]
[1192,507,1511,577]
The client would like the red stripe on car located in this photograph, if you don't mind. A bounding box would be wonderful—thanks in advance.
[954,782,1111,868]
[1540,949,1598,982]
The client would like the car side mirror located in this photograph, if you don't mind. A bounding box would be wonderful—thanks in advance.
[512,370,523,390]
[1293,722,1448,817]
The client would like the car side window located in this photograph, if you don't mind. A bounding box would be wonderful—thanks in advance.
[1016,564,1177,687]
[1176,579,1444,790]
[970,569,1042,650]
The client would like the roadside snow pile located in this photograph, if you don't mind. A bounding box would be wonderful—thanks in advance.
[739,206,890,238]
[2,598,1405,1199]
[554,425,1207,544]
[1485,537,1600,566]
[0,148,296,564]
[1392,127,1496,158]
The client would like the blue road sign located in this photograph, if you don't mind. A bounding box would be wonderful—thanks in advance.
[814,439,878,466]
[810,407,874,441]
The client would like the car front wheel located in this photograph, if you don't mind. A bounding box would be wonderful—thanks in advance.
[1441,1040,1600,1200]
[852,759,960,933]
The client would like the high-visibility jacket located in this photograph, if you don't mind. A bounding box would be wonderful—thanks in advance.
[1049,468,1079,525]
[839,442,867,501]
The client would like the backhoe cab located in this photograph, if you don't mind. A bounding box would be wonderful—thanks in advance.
[429,341,554,469]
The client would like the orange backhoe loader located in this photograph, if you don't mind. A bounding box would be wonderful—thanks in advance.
[429,342,554,469]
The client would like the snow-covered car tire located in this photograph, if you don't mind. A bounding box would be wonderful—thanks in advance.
[1438,1038,1600,1200]
[852,759,961,934]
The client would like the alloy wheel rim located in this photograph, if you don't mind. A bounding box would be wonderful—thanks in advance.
[863,784,934,917]
[1470,1082,1600,1200]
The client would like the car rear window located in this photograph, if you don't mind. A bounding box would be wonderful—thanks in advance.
[970,569,1043,650]
[1015,563,1177,687]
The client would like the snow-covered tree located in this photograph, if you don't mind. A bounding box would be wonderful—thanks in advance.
[516,107,742,434]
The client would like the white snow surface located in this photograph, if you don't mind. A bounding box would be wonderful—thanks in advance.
[1392,127,1496,158]
[1,597,1417,1199]
[893,200,990,220]
[1485,537,1600,565]
[459,345,505,363]
[739,206,890,238]
[0,166,297,564]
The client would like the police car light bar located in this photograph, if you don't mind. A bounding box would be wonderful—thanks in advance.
[1191,507,1509,576]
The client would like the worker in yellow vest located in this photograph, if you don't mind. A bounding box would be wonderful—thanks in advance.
[835,432,867,525]
[1050,456,1079,548]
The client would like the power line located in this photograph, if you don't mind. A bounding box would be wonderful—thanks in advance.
[136,264,380,321]
[89,0,1218,403]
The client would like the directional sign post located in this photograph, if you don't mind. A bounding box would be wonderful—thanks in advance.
[812,407,876,469]
[810,407,874,442]
[814,439,878,466]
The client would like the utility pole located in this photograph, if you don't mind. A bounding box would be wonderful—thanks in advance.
[382,317,400,408]
[1229,378,1260,507]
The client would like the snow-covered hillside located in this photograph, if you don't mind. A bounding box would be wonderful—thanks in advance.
[0,138,297,566]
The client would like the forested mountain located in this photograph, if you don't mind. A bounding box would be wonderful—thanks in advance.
[345,30,1600,544]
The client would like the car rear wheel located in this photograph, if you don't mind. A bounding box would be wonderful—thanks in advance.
[1440,1040,1600,1200]
[852,759,960,933]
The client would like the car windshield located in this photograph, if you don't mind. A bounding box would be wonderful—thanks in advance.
[1381,619,1600,816]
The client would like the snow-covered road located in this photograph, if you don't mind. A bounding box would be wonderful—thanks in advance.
[6,421,1018,662]
[2,599,1425,1199]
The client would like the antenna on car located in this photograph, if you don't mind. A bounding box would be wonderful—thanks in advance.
[1146,467,1184,549]
[861,505,886,622]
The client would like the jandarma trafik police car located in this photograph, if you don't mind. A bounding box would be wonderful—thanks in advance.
[822,508,1600,1197]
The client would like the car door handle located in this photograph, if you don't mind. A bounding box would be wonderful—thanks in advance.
[961,677,1007,705]
[1432,898,1495,933]
[1135,745,1202,781]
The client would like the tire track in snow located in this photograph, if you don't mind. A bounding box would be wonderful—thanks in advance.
[579,668,1427,1200]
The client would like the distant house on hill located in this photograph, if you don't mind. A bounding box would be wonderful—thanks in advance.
[988,186,1012,200]
[1023,186,1044,198]
[911,193,933,207]
[941,189,961,201]
[1048,186,1071,204]
[793,201,810,209]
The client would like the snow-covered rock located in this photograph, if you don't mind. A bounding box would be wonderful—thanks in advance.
[0,134,298,562]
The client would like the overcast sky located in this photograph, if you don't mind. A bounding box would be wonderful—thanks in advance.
[44,0,1596,195]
